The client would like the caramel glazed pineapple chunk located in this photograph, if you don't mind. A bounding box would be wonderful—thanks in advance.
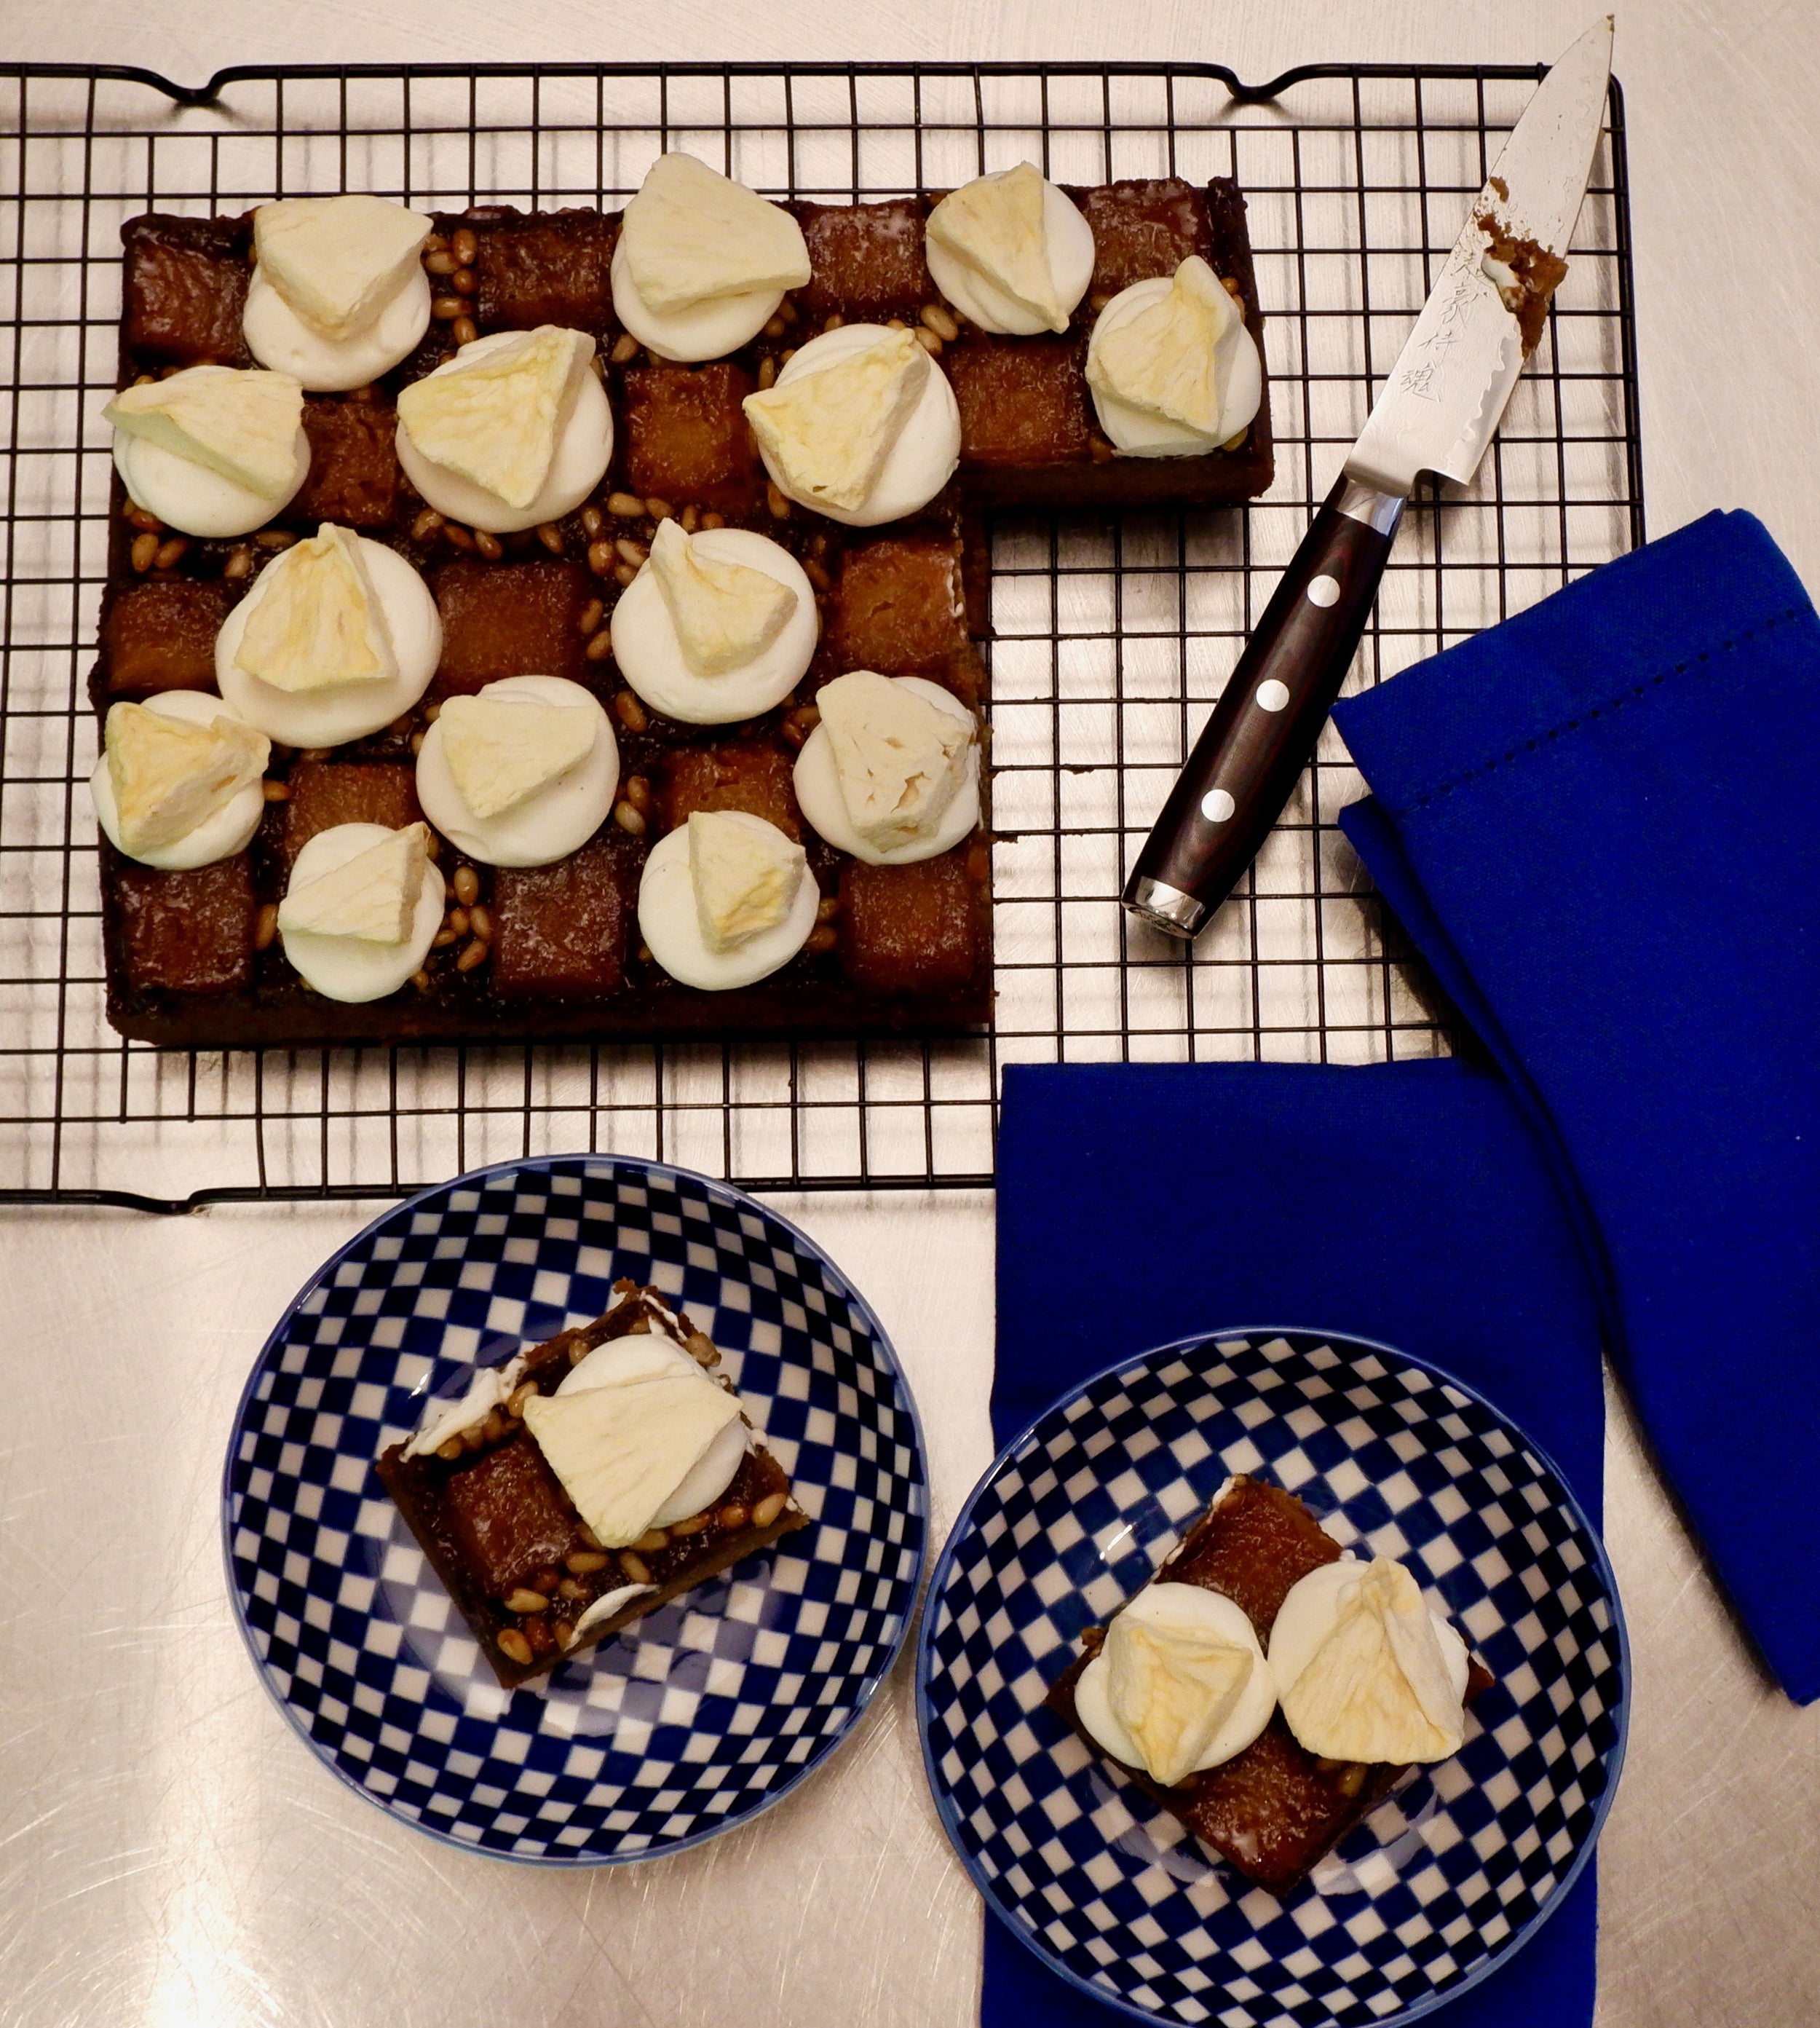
[376,1280,810,1686]
[1046,1475,1493,1895]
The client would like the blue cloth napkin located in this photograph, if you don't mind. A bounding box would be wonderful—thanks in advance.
[987,1057,1606,2028]
[1335,508,1820,1705]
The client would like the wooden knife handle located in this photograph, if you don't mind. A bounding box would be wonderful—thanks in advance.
[1122,476,1405,937]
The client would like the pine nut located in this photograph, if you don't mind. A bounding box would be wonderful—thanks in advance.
[451,315,479,345]
[130,532,159,572]
[124,501,163,532]
[578,598,605,636]
[815,894,839,923]
[1222,427,1249,452]
[566,1550,610,1574]
[612,562,635,588]
[224,546,253,580]
[555,1577,582,1601]
[766,481,791,519]
[752,1491,788,1528]
[823,312,844,331]
[644,497,673,521]
[612,800,646,836]
[496,1629,534,1666]
[424,249,458,275]
[699,510,724,529]
[409,510,444,543]
[633,1527,669,1552]
[256,529,297,549]
[450,863,479,905]
[777,350,795,368]
[778,298,798,325]
[443,521,475,551]
[806,925,837,955]
[536,521,563,554]
[601,491,641,523]
[580,505,604,538]
[613,690,647,732]
[622,775,651,813]
[468,903,491,942]
[585,628,614,661]
[1221,273,1245,302]
[1089,291,1112,312]
[614,536,647,567]
[451,266,475,294]
[507,1381,538,1416]
[587,539,614,575]
[802,556,831,592]
[435,1437,463,1462]
[451,227,478,267]
[423,233,449,254]
[447,907,469,939]
[669,1512,707,1538]
[433,926,457,948]
[619,1550,650,1585]
[762,315,786,340]
[300,748,333,763]
[254,901,280,949]
[456,937,488,971]
[553,1620,575,1649]
[920,301,959,341]
[679,504,699,532]
[609,332,640,364]
[719,1504,748,1530]
[473,529,502,561]
[151,534,188,569]
[757,355,776,390]
[577,1523,603,1550]
[410,968,432,993]
[913,325,941,355]
[411,731,426,756]
[261,779,290,804]
[590,350,608,382]
[432,295,464,320]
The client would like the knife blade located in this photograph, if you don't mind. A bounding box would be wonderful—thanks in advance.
[1122,17,1615,939]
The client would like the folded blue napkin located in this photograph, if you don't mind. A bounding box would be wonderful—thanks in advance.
[988,1058,1606,2028]
[1336,508,1820,1705]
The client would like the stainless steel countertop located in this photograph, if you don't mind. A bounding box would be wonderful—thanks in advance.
[4,3,1818,2023]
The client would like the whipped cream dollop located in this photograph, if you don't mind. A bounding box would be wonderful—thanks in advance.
[523,1334,749,1547]
[612,152,811,363]
[637,808,818,991]
[395,325,614,533]
[400,1352,528,1461]
[1085,255,1262,458]
[743,323,960,526]
[277,818,442,1002]
[415,674,618,867]
[1075,1582,1277,1786]
[1269,1555,1470,1765]
[609,523,818,725]
[90,691,269,870]
[924,161,1095,336]
[214,526,440,746]
[107,364,309,537]
[794,671,979,865]
[244,193,434,391]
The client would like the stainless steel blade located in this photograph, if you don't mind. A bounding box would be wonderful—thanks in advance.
[1345,16,1613,497]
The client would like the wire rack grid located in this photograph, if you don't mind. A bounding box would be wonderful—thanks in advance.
[0,59,1642,1212]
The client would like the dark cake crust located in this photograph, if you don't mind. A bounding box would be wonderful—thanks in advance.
[98,176,1271,1049]
[376,1280,810,1689]
[1046,1475,1489,1896]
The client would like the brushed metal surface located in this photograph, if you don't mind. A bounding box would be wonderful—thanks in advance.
[4,4,1820,2026]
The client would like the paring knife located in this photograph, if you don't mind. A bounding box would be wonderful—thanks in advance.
[1123,17,1615,938]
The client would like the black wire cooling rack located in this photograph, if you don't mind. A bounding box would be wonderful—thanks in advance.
[0,60,1642,1212]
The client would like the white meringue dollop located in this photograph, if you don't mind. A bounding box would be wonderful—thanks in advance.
[636,810,818,992]
[1085,256,1262,458]
[924,162,1096,336]
[609,526,818,725]
[414,674,619,867]
[243,261,432,392]
[793,674,980,865]
[108,364,309,538]
[277,819,443,1003]
[214,534,440,746]
[90,690,269,870]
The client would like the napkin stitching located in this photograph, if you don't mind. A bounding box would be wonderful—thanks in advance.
[1398,604,1805,811]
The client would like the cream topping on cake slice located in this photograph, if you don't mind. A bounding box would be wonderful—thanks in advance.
[743,325,930,513]
[815,669,973,852]
[1085,255,1262,458]
[689,808,807,952]
[279,820,431,944]
[925,161,1090,334]
[436,689,599,818]
[396,325,593,510]
[646,517,799,676]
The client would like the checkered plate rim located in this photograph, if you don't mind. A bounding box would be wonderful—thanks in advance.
[220,1151,929,1866]
[915,1327,1629,2028]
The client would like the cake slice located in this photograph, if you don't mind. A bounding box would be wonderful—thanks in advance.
[1046,1475,1490,1895]
[377,1279,809,1688]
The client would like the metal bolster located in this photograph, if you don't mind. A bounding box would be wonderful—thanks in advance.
[1334,478,1407,536]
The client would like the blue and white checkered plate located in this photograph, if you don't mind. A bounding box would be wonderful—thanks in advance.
[917,1330,1627,2028]
[223,1154,927,1864]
